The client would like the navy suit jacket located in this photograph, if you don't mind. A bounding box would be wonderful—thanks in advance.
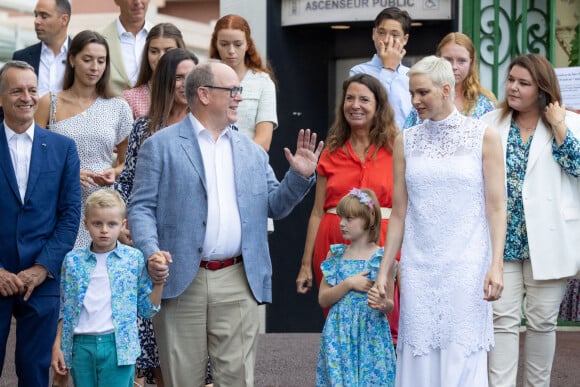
[0,124,81,296]
[12,42,42,75]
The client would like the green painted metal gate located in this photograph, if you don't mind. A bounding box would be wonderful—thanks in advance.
[461,0,557,99]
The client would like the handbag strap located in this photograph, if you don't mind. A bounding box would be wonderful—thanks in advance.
[48,92,57,128]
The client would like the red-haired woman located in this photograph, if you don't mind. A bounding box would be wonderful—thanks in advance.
[210,14,277,151]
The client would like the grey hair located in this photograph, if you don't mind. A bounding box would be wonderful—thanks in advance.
[0,61,36,92]
[185,60,222,105]
[408,55,455,99]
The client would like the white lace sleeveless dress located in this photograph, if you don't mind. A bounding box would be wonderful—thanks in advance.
[396,109,494,387]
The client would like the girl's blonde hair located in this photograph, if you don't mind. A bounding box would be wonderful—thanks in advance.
[336,188,381,243]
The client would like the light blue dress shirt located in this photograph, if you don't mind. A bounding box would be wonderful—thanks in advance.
[350,54,412,130]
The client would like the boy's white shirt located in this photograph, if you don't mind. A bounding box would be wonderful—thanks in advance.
[74,251,115,334]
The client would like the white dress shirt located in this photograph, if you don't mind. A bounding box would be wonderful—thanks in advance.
[190,114,242,260]
[5,122,34,201]
[38,39,69,97]
[116,18,149,86]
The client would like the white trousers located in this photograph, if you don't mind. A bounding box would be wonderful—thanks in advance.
[488,260,567,387]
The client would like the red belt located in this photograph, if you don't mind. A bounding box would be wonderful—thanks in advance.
[199,256,243,270]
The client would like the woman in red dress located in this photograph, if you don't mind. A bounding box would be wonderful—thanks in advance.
[296,73,400,341]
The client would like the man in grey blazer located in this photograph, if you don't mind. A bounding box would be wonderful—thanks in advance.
[128,61,323,386]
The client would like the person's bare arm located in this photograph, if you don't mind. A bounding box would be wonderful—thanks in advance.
[296,176,327,294]
[374,133,407,298]
[482,126,506,301]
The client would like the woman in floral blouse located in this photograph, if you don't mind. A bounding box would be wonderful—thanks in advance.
[481,53,580,387]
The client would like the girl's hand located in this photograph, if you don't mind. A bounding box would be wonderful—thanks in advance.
[368,285,394,313]
[92,168,116,186]
[51,346,68,376]
[347,270,372,292]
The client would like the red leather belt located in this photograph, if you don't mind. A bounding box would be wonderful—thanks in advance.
[199,256,243,270]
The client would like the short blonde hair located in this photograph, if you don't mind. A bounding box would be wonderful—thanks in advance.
[408,55,455,99]
[84,190,126,217]
[336,188,382,243]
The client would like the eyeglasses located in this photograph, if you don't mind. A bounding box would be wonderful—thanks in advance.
[203,85,243,98]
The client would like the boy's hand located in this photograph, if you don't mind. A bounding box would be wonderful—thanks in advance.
[147,251,171,284]
[368,285,394,313]
[51,346,68,376]
[348,270,373,292]
[378,35,406,71]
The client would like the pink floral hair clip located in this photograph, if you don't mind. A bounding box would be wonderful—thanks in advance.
[348,188,374,209]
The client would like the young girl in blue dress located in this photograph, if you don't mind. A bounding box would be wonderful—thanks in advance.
[316,188,396,386]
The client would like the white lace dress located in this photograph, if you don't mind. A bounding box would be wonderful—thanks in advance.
[396,109,494,387]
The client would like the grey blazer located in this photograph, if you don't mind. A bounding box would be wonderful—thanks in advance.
[128,116,315,303]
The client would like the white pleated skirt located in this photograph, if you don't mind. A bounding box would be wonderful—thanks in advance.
[395,342,488,387]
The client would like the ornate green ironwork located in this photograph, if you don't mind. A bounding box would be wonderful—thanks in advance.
[462,0,555,98]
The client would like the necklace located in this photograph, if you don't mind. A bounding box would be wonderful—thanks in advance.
[515,116,538,132]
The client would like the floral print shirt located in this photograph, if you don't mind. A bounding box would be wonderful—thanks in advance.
[59,243,158,366]
[504,121,580,261]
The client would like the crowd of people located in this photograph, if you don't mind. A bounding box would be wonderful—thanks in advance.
[0,1,579,387]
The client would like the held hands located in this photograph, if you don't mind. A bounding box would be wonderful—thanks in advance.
[296,265,313,294]
[368,286,394,313]
[147,251,172,285]
[284,129,324,178]
[483,263,503,301]
[377,35,406,71]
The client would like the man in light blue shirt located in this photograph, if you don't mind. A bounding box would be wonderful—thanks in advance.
[350,7,413,130]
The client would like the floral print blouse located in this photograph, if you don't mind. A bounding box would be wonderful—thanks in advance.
[504,120,580,261]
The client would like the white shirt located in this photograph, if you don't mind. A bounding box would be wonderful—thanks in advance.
[5,122,34,201]
[190,114,242,260]
[116,18,149,86]
[38,39,69,97]
[74,251,115,334]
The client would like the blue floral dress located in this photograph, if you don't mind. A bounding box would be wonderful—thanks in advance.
[316,244,396,387]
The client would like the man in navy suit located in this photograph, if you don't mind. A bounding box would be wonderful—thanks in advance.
[12,0,71,98]
[0,61,81,386]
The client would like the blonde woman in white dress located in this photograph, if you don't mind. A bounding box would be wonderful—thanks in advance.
[371,55,506,387]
